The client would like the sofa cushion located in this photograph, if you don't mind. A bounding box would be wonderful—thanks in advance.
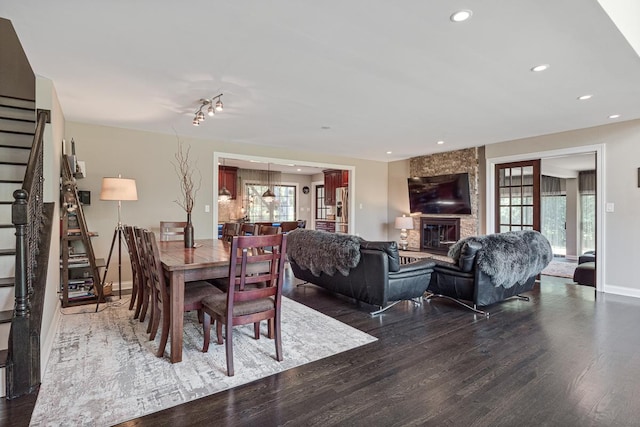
[458,241,482,272]
[360,240,401,272]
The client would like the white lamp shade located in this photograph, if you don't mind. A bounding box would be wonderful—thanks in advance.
[100,177,138,201]
[395,215,414,230]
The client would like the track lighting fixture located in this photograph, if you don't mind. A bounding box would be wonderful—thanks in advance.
[192,94,223,126]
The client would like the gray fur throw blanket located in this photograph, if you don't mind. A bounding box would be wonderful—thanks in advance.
[286,229,361,276]
[448,230,553,288]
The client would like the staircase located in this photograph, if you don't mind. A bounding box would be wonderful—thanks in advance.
[0,95,36,397]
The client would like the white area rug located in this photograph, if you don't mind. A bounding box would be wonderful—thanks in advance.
[30,297,376,426]
[541,259,578,279]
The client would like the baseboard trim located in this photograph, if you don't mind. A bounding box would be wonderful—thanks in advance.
[40,301,63,379]
[603,284,640,299]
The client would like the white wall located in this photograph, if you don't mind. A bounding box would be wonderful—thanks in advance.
[64,121,389,284]
[485,119,640,298]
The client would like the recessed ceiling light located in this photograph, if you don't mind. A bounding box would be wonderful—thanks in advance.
[531,64,549,72]
[386,151,392,154]
[437,140,445,145]
[321,126,331,130]
[609,114,621,119]
[450,10,472,22]
[296,168,302,172]
[577,94,593,100]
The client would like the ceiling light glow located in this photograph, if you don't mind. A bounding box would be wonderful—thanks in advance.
[609,114,621,119]
[437,140,445,145]
[531,64,549,72]
[450,10,472,22]
[577,94,592,100]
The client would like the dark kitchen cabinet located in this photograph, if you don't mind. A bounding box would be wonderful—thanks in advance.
[219,166,238,199]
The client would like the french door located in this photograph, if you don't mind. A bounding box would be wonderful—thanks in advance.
[495,160,541,232]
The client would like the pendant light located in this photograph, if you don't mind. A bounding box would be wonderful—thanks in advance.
[262,163,276,203]
[218,158,231,202]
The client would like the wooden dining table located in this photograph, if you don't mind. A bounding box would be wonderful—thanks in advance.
[158,238,232,363]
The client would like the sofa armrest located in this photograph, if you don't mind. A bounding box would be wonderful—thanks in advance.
[397,258,436,273]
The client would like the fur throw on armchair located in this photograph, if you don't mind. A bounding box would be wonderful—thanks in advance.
[448,230,553,288]
[286,229,361,276]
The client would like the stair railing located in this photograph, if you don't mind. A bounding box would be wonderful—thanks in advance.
[8,108,49,398]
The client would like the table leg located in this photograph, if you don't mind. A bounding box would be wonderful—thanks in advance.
[169,270,185,363]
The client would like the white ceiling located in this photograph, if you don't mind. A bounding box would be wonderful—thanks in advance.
[2,1,640,163]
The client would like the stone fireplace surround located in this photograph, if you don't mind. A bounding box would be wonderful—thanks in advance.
[404,147,481,253]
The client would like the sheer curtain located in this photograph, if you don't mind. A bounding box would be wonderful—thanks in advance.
[541,175,567,256]
[579,170,596,253]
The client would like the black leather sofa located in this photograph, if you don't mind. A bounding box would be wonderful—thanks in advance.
[287,229,436,315]
[427,230,553,315]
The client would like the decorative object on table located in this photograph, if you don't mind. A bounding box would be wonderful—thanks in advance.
[100,175,138,300]
[172,136,201,248]
[192,94,223,126]
[262,162,276,203]
[394,214,414,250]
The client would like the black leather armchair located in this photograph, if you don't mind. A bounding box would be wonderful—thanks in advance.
[427,230,552,315]
[288,236,435,315]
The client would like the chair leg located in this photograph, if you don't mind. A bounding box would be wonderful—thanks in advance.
[133,280,144,319]
[216,320,223,345]
[254,322,260,339]
[139,287,149,322]
[225,322,234,376]
[202,312,211,352]
[274,313,283,362]
[425,293,490,317]
[156,311,169,357]
[267,318,274,339]
[149,301,160,341]
[129,278,137,310]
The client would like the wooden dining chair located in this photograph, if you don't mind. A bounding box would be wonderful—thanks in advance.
[257,224,281,235]
[160,221,187,241]
[134,227,154,329]
[239,223,258,236]
[122,225,144,314]
[141,230,223,357]
[279,221,299,233]
[221,222,240,243]
[201,233,288,376]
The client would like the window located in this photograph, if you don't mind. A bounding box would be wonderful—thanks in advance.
[244,183,296,222]
[579,170,596,253]
[541,175,566,256]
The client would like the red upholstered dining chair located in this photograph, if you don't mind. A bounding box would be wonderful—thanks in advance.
[201,233,288,376]
[140,230,222,356]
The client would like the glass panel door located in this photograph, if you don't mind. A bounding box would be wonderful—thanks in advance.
[495,160,541,232]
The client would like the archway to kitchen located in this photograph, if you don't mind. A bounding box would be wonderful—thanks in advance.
[212,152,355,235]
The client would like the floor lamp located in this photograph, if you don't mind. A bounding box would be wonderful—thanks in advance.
[100,175,138,302]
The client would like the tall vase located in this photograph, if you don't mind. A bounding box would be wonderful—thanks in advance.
[184,213,194,248]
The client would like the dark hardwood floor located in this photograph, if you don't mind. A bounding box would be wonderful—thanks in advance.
[4,273,640,426]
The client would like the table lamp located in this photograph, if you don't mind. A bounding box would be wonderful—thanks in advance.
[395,215,414,250]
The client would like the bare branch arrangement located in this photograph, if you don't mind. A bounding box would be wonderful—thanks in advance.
[172,137,202,214]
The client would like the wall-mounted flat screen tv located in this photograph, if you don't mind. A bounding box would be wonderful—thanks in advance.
[407,173,472,215]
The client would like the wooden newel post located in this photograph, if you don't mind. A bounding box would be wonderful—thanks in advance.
[12,189,29,318]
